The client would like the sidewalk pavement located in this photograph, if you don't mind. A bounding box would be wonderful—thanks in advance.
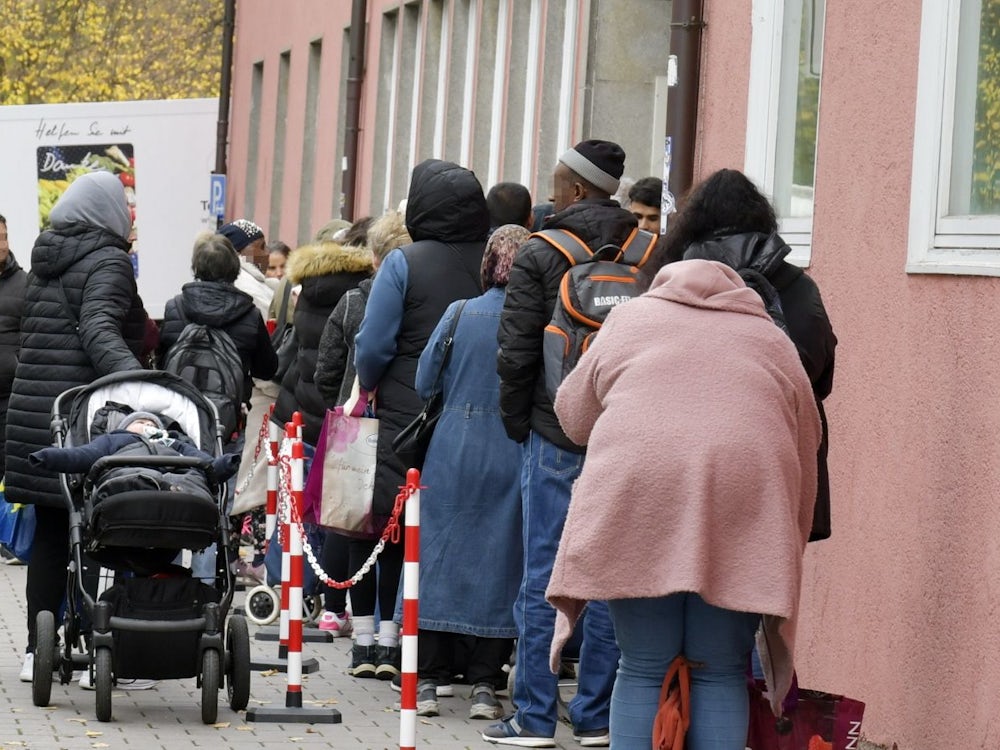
[0,563,585,749]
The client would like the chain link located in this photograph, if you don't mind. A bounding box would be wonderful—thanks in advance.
[231,410,271,500]
[275,439,413,590]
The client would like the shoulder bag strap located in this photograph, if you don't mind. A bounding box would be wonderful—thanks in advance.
[531,229,593,267]
[274,280,293,334]
[429,299,468,394]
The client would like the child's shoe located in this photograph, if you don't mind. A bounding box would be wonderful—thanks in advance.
[318,611,353,637]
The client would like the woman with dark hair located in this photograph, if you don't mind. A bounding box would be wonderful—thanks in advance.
[646,168,837,542]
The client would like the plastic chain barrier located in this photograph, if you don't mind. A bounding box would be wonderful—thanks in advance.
[275,447,415,590]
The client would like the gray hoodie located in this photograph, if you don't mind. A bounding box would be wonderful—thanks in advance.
[49,170,132,242]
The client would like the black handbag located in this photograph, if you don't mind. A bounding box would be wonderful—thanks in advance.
[270,281,296,384]
[392,300,467,468]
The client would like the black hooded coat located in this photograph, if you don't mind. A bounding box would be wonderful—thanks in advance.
[683,231,837,540]
[5,175,147,508]
[356,159,489,517]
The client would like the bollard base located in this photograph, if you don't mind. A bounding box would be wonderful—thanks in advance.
[254,626,333,643]
[245,705,341,724]
[250,656,320,673]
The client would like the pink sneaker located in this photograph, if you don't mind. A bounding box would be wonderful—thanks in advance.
[318,611,353,637]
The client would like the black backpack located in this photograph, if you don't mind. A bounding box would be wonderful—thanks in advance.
[540,227,657,400]
[162,315,245,440]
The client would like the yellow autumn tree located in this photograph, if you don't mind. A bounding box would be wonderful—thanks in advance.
[0,0,223,105]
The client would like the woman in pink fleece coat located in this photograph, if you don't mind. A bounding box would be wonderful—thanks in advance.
[548,259,821,749]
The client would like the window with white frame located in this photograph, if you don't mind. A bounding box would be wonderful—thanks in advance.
[909,0,1000,275]
[745,0,826,266]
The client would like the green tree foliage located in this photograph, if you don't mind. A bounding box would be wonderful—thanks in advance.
[972,0,1000,214]
[0,0,223,105]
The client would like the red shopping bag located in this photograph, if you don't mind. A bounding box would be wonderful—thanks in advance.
[746,680,865,750]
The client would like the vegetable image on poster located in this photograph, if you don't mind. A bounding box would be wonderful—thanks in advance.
[36,144,136,232]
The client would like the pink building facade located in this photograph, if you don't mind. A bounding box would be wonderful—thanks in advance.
[226,2,1000,747]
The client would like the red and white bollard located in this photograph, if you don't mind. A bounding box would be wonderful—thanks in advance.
[246,412,339,725]
[285,414,305,705]
[399,468,421,750]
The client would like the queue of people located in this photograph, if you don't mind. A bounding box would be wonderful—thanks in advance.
[2,140,835,749]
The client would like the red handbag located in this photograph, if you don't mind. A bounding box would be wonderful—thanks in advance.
[746,679,865,750]
[652,656,691,749]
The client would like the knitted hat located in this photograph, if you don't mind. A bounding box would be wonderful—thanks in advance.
[558,139,627,194]
[119,411,164,431]
[218,219,265,251]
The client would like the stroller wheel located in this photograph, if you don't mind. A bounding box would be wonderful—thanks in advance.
[226,616,251,711]
[32,611,56,707]
[200,648,220,724]
[244,585,279,626]
[94,647,113,722]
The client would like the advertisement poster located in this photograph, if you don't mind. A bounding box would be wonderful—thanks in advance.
[37,143,136,232]
[0,98,218,317]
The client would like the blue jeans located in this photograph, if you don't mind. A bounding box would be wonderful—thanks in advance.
[512,432,619,736]
[607,595,760,750]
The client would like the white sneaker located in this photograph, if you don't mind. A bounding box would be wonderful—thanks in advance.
[79,670,95,690]
[117,678,158,690]
[19,653,33,683]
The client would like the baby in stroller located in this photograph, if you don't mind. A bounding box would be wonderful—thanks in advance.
[29,410,239,501]
[28,370,252,724]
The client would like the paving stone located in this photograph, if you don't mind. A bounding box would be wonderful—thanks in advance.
[0,564,581,748]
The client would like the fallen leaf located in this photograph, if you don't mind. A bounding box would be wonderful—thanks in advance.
[67,717,87,724]
[85,731,103,737]
[259,669,279,677]
[289,738,304,743]
[236,726,253,732]
[93,744,110,749]
[420,719,434,725]
[212,722,230,729]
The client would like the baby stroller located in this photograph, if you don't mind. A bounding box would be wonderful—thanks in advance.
[30,370,251,724]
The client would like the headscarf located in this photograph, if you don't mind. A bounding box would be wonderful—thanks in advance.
[482,224,530,288]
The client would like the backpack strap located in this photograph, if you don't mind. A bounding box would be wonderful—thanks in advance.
[619,228,658,267]
[532,229,593,267]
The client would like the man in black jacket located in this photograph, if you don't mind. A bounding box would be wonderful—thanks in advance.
[487,141,636,747]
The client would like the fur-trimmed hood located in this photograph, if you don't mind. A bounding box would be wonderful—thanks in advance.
[286,242,374,284]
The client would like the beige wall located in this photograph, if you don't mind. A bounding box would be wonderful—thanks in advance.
[701,3,1000,748]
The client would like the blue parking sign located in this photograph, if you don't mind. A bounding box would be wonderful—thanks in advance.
[210,174,227,219]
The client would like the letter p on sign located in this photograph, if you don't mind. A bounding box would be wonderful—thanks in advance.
[210,174,227,219]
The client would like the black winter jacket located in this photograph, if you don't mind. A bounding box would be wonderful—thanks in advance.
[272,243,373,446]
[355,158,489,517]
[683,231,837,540]
[0,251,28,476]
[497,198,637,451]
[160,280,278,389]
[5,224,147,507]
[315,277,372,409]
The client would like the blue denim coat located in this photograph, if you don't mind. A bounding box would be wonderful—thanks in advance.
[414,288,522,637]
